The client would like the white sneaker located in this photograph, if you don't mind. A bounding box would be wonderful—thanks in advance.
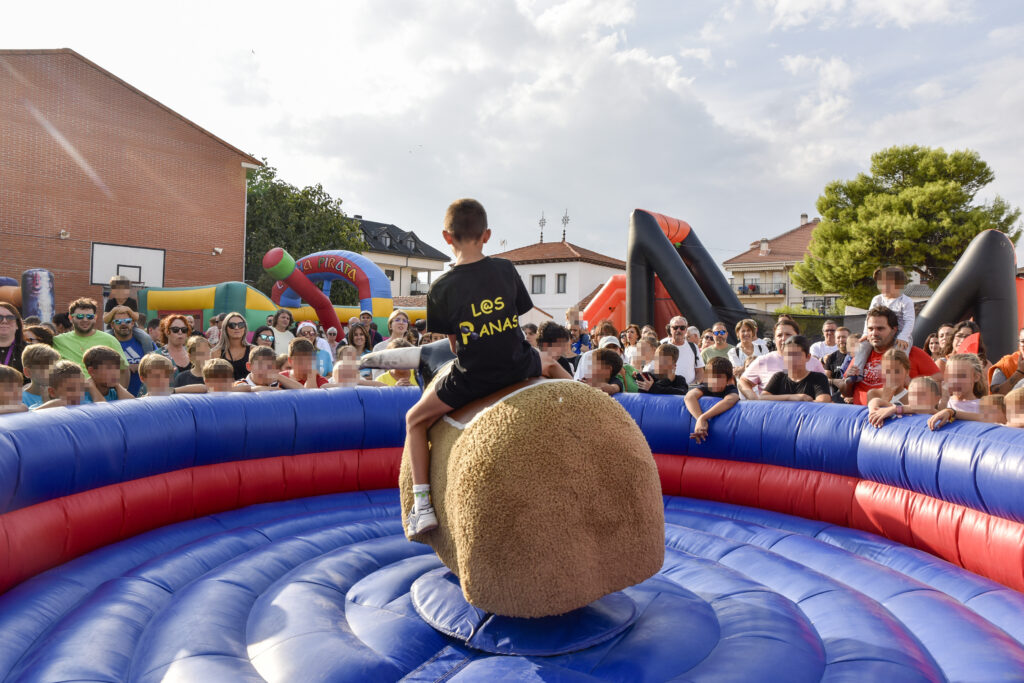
[407,505,438,535]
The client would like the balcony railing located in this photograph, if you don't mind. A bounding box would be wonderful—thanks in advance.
[730,280,786,296]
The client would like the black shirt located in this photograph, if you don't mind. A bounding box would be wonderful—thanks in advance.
[823,349,848,378]
[692,383,739,399]
[219,346,251,381]
[763,371,831,400]
[427,257,535,386]
[104,297,138,312]
[0,341,24,375]
[641,375,690,395]
[172,370,205,388]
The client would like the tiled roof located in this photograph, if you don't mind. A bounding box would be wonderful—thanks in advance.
[490,240,626,269]
[357,218,450,262]
[904,283,934,298]
[723,220,820,266]
[392,296,427,308]
[576,284,603,310]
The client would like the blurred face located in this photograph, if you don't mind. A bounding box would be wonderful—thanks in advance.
[637,340,655,363]
[980,403,1005,424]
[90,362,120,389]
[391,315,409,335]
[250,358,276,382]
[738,324,755,344]
[938,325,954,349]
[332,359,360,384]
[782,346,808,374]
[847,335,861,356]
[290,353,314,376]
[945,359,976,398]
[881,358,909,390]
[822,324,837,344]
[110,286,130,302]
[1007,397,1024,427]
[877,273,901,297]
[205,377,233,393]
[0,381,20,406]
[226,316,247,340]
[71,307,96,334]
[705,371,729,393]
[908,383,940,411]
[50,376,84,405]
[167,319,189,346]
[654,353,675,376]
[836,329,850,354]
[669,317,687,343]
[774,323,796,350]
[256,331,275,347]
[865,315,896,351]
[143,368,171,393]
[585,360,612,385]
[275,312,292,330]
[190,341,211,368]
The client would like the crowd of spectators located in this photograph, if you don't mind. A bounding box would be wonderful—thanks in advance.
[2,266,1022,439]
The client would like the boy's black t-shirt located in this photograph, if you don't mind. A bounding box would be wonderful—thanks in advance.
[427,257,534,386]
[764,371,830,399]
[642,375,689,395]
[693,383,738,399]
[171,370,205,388]
[104,297,139,313]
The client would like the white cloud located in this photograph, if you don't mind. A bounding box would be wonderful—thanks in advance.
[679,47,713,66]
[759,0,968,29]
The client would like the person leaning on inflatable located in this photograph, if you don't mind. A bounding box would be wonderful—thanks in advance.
[403,198,571,536]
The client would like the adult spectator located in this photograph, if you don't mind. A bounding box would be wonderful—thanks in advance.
[738,319,826,400]
[809,320,839,360]
[988,327,1024,395]
[52,313,72,334]
[760,336,832,403]
[686,326,701,347]
[935,323,956,369]
[251,325,276,349]
[325,327,340,357]
[521,323,538,348]
[53,298,128,382]
[537,321,577,375]
[728,318,769,379]
[699,329,715,350]
[701,322,733,364]
[22,325,54,347]
[0,302,25,374]
[823,327,853,401]
[146,318,163,345]
[212,312,253,381]
[622,324,641,366]
[842,307,940,406]
[650,316,704,385]
[271,309,295,356]
[374,309,416,351]
[156,315,193,376]
[568,322,591,356]
[346,322,373,378]
[924,333,943,363]
[104,305,155,396]
[359,310,384,346]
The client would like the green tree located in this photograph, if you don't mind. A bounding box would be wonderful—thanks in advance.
[792,145,1021,308]
[245,160,366,305]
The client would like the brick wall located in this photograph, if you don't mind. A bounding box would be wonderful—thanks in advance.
[0,50,255,315]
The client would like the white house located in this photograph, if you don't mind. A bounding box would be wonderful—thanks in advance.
[491,238,626,325]
[355,216,450,297]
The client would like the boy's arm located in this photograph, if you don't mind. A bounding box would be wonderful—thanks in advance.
[114,384,134,400]
[229,384,251,392]
[684,388,704,419]
[35,399,66,410]
[270,370,304,390]
[304,373,320,389]
[358,377,386,386]
[173,384,207,394]
[84,378,105,402]
[448,334,457,354]
[0,404,28,414]
[701,393,740,420]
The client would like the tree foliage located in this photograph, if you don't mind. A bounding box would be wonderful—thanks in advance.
[245,160,366,305]
[791,145,1021,308]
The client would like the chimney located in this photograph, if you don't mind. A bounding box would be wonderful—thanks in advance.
[800,213,808,225]
[353,214,362,220]
[759,238,770,256]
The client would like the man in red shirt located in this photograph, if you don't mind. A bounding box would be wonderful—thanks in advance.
[843,307,941,405]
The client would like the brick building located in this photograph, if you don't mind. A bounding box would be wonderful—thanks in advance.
[0,48,260,314]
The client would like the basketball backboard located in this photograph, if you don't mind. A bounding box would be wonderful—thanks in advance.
[90,242,165,288]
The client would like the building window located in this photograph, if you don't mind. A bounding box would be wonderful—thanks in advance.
[531,274,545,294]
[405,237,416,250]
[384,269,395,281]
[556,273,567,294]
[381,234,392,248]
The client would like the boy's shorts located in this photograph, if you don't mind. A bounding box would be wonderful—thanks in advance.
[434,348,542,410]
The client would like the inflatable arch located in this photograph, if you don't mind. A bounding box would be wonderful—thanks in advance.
[3,393,1024,680]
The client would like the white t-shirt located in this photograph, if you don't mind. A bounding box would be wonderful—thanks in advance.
[643,341,705,385]
[866,293,915,344]
[728,339,769,367]
[273,329,294,356]
[809,341,838,360]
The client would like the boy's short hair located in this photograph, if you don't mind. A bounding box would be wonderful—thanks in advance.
[873,265,908,286]
[656,343,679,362]
[109,274,132,288]
[139,353,174,379]
[48,360,83,390]
[592,348,623,380]
[288,337,315,356]
[202,358,234,379]
[1005,387,1024,412]
[521,323,538,334]
[537,321,570,346]
[443,198,488,242]
[909,375,941,396]
[249,345,276,363]
[68,297,98,315]
[83,345,122,369]
[21,343,59,369]
[275,353,289,370]
[0,365,24,386]
[774,317,801,335]
[337,345,358,360]
[186,335,210,356]
[706,356,733,380]
[387,338,413,349]
[782,335,811,355]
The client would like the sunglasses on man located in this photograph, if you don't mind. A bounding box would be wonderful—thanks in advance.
[713,330,727,336]
[0,315,17,323]
[671,325,687,331]
[112,318,133,325]
[73,313,95,320]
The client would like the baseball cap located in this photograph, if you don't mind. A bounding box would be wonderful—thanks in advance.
[599,336,622,349]
[297,321,317,333]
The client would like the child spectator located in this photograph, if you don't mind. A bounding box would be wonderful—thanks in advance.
[280,338,329,388]
[979,394,1006,425]
[403,198,569,536]
[685,356,740,442]
[760,335,831,403]
[104,275,138,316]
[172,336,211,389]
[203,358,240,393]
[378,338,416,387]
[580,348,623,394]
[866,348,911,407]
[537,321,577,375]
[83,346,134,402]
[852,266,914,377]
[927,353,987,429]
[238,345,303,390]
[275,353,290,372]
[20,343,60,409]
[0,365,27,414]
[601,336,639,393]
[637,343,689,395]
[1005,388,1024,428]
[139,353,175,398]
[22,325,54,347]
[36,360,86,409]
[867,375,942,428]
[328,346,385,388]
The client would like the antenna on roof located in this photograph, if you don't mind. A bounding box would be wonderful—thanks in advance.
[561,209,570,242]
[539,212,546,243]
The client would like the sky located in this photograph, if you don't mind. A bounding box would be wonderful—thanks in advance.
[5,0,1024,267]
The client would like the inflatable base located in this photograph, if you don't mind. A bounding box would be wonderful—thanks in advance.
[411,568,641,655]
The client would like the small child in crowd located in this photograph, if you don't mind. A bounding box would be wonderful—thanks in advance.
[377,338,415,387]
[685,356,740,443]
[104,275,138,316]
[761,336,831,403]
[979,394,1006,425]
[172,336,210,389]
[275,353,290,372]
[580,348,624,394]
[867,374,942,428]
[928,353,988,429]
[1005,388,1024,428]
[21,343,60,409]
[280,338,329,388]
[637,344,689,395]
[83,346,133,402]
[850,266,915,380]
[203,358,239,393]
[36,360,86,409]
[866,349,910,407]
[139,353,175,397]
[237,345,303,390]
[328,346,384,388]
[0,365,27,414]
